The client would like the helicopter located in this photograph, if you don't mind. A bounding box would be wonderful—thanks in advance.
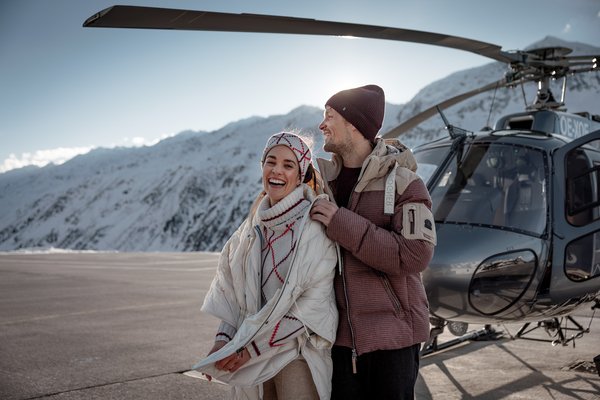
[83,5,600,354]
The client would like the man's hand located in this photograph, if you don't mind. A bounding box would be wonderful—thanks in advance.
[310,198,339,227]
[215,348,251,373]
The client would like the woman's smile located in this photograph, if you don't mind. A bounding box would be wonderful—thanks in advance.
[262,145,301,206]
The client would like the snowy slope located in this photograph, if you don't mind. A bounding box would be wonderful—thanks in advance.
[0,104,402,252]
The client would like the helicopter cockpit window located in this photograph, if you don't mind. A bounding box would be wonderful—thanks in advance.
[415,145,448,185]
[418,143,547,235]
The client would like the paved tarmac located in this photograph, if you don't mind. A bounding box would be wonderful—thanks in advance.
[0,252,598,399]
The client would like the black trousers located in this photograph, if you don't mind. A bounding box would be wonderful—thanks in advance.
[331,344,421,400]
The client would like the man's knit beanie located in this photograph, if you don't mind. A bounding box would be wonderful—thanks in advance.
[262,132,312,181]
[325,84,385,142]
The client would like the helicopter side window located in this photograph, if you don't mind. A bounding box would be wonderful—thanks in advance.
[565,149,599,227]
[565,232,600,281]
[564,141,600,282]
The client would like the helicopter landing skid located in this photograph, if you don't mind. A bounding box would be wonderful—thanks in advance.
[420,324,503,356]
[511,316,589,347]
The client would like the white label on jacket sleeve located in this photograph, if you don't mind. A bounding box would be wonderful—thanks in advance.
[401,202,437,245]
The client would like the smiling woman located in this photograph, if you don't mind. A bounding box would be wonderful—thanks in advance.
[261,133,311,206]
[262,146,301,205]
[193,131,338,400]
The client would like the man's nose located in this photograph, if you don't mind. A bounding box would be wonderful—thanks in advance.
[318,120,326,130]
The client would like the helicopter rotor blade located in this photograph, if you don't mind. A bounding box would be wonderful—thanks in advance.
[84,6,598,139]
[565,54,599,62]
[381,78,514,139]
[564,54,599,71]
[83,5,516,63]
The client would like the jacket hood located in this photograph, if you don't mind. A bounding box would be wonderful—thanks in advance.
[317,138,417,182]
[363,138,417,178]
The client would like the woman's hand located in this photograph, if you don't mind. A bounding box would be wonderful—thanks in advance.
[215,347,251,373]
[203,340,227,381]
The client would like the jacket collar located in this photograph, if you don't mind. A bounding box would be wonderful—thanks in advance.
[317,138,417,183]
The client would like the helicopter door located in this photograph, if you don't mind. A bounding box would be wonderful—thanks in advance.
[551,129,600,303]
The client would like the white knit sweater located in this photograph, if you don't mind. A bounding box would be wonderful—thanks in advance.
[216,186,311,356]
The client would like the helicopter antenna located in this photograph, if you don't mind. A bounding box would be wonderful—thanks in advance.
[436,106,470,139]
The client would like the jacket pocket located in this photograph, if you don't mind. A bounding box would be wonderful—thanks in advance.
[378,272,405,317]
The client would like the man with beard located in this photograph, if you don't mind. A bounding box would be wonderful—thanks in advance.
[310,84,436,400]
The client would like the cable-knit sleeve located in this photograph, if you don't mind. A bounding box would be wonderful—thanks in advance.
[215,320,237,343]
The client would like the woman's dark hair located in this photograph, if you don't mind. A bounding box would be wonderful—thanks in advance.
[303,163,314,183]
[303,163,325,195]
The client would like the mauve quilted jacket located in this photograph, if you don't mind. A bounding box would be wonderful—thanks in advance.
[316,138,435,356]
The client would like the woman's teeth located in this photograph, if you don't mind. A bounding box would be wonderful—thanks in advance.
[269,179,285,186]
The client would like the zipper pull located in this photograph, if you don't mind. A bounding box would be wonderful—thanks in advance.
[336,244,343,275]
[351,348,358,374]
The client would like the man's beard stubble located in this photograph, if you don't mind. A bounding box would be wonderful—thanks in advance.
[323,136,353,157]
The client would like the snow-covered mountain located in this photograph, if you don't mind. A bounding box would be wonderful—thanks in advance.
[0,104,400,252]
[1,37,598,252]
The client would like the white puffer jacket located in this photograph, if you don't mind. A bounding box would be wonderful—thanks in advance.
[193,184,338,400]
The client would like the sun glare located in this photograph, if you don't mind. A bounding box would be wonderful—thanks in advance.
[325,74,379,99]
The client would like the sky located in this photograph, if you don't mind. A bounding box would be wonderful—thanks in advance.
[1,0,599,173]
